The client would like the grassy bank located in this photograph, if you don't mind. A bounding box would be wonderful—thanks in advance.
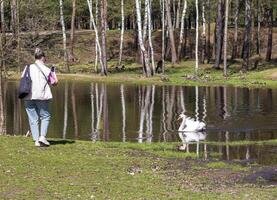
[8,60,277,88]
[0,136,276,199]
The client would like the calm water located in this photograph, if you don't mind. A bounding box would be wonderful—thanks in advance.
[3,81,277,164]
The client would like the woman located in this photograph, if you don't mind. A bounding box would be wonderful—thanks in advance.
[23,48,55,147]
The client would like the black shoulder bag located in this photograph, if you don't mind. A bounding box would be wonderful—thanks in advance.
[18,65,32,99]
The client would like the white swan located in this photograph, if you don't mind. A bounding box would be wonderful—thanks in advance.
[177,114,207,154]
[178,113,206,132]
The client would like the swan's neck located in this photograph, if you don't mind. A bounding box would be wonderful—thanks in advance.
[178,117,186,132]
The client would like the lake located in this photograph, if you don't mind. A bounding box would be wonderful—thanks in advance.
[2,81,277,165]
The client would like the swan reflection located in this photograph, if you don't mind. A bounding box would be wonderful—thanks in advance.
[178,131,207,156]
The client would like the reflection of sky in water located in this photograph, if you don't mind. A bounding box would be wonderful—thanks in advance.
[4,81,277,143]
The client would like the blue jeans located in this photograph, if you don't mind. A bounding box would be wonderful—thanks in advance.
[25,100,51,141]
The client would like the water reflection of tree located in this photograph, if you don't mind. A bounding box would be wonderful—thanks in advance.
[120,85,126,142]
[90,83,105,141]
[0,80,6,135]
[103,85,109,141]
[63,82,68,139]
[90,83,95,141]
[13,89,22,135]
[71,83,79,137]
[138,85,155,143]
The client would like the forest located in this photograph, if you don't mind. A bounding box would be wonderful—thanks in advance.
[0,0,276,78]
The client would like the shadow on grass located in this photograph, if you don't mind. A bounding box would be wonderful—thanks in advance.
[48,140,75,145]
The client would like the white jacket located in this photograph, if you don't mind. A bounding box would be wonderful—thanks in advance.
[21,60,53,100]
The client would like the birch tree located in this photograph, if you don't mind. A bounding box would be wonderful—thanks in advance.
[207,0,211,63]
[135,0,151,77]
[0,0,6,77]
[177,0,187,60]
[201,1,206,64]
[223,0,230,76]
[59,0,70,72]
[87,0,105,75]
[159,0,165,73]
[165,0,177,64]
[95,0,99,72]
[70,0,76,58]
[195,0,199,73]
[143,0,148,41]
[100,0,108,75]
[118,0,124,66]
[147,0,155,74]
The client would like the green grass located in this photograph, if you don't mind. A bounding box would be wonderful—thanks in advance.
[0,136,276,199]
[8,60,277,88]
[206,161,247,171]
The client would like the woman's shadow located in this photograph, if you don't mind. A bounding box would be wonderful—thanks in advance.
[48,140,75,145]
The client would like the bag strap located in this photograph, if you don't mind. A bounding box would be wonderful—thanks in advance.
[34,63,49,89]
[24,65,30,78]
[34,63,48,82]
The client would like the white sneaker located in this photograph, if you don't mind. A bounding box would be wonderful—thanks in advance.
[39,136,50,146]
[35,141,41,147]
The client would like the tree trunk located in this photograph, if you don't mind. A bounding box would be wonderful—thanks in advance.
[143,0,148,41]
[0,0,6,77]
[159,0,165,73]
[195,0,199,73]
[266,7,273,61]
[177,0,187,60]
[223,0,230,76]
[250,0,255,57]
[175,0,181,29]
[135,0,151,77]
[10,0,17,34]
[100,0,108,75]
[147,0,155,75]
[16,1,20,72]
[256,0,261,55]
[59,0,70,72]
[87,0,105,74]
[207,0,211,63]
[242,0,251,72]
[95,0,99,73]
[231,0,239,59]
[118,0,124,66]
[165,0,177,64]
[214,0,224,69]
[201,1,206,64]
[70,0,76,57]
[0,73,4,135]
